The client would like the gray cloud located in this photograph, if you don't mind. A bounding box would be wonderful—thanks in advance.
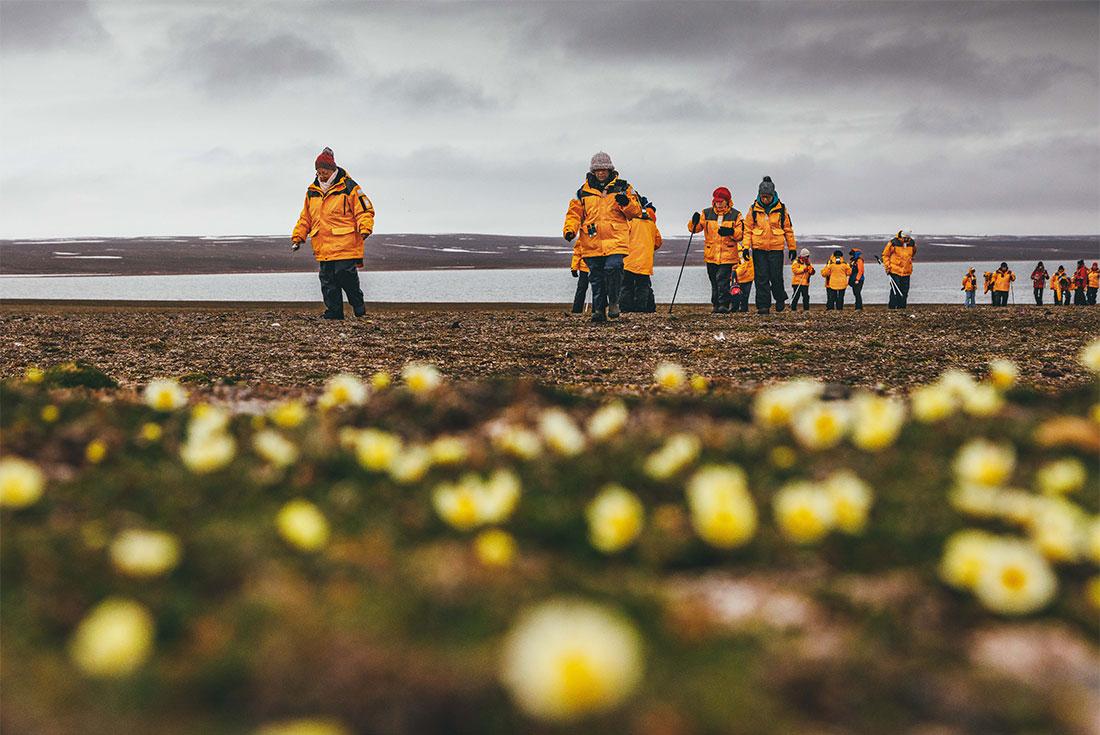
[372,70,496,111]
[0,0,108,52]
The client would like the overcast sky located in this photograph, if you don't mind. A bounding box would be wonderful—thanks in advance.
[1,0,1098,238]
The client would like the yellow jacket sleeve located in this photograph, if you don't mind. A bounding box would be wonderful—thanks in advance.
[292,195,312,242]
[350,185,375,237]
[564,198,583,239]
[654,228,663,250]
[620,187,643,220]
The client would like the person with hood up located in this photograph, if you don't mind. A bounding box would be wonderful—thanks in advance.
[991,262,1015,306]
[961,268,977,308]
[562,152,643,323]
[882,229,915,309]
[1051,265,1069,305]
[622,196,662,313]
[743,176,796,314]
[688,187,742,313]
[983,270,995,303]
[569,236,590,314]
[790,248,815,311]
[821,249,852,311]
[1088,262,1099,305]
[848,248,865,310]
[1030,262,1048,305]
[1073,260,1088,306]
[292,147,375,320]
[733,245,754,312]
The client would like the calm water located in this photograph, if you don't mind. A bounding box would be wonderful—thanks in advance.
[0,261,1060,305]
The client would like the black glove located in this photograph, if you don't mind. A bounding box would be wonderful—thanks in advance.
[788,250,796,262]
[564,231,575,242]
[291,241,301,252]
[692,212,702,226]
[571,270,579,278]
[717,226,735,237]
[614,193,629,206]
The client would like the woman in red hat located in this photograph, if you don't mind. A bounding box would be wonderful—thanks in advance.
[688,187,743,313]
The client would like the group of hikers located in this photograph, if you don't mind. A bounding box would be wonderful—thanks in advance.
[962,261,1099,308]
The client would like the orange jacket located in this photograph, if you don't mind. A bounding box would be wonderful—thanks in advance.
[962,271,977,291]
[625,207,662,275]
[1089,267,1100,288]
[791,258,815,286]
[292,167,375,262]
[570,243,589,273]
[983,271,994,294]
[742,198,795,253]
[882,234,915,276]
[993,269,1015,292]
[849,255,865,284]
[1051,270,1067,296]
[562,172,643,258]
[735,250,754,283]
[688,205,742,265]
[821,256,852,290]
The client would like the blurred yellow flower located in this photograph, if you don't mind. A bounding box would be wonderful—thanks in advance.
[961,384,1004,417]
[1027,497,1088,563]
[85,439,108,464]
[585,485,645,554]
[849,393,906,451]
[1034,457,1087,496]
[773,482,835,545]
[948,483,1002,519]
[1086,576,1100,611]
[539,409,585,456]
[109,529,182,578]
[769,445,797,469]
[953,440,1015,487]
[480,470,522,525]
[909,384,957,423]
[939,529,994,589]
[690,374,709,394]
[371,370,392,390]
[653,362,686,390]
[255,718,351,735]
[142,378,188,412]
[753,380,823,428]
[1078,338,1100,373]
[69,598,155,678]
[433,470,521,531]
[988,359,1019,390]
[180,433,236,474]
[276,499,330,552]
[974,539,1057,615]
[40,404,60,423]
[499,599,644,723]
[0,456,46,508]
[269,400,307,428]
[643,434,700,480]
[685,464,757,548]
[354,429,403,471]
[474,529,517,567]
[189,404,231,440]
[387,445,432,484]
[318,373,368,409]
[586,401,628,441]
[1086,517,1100,564]
[491,424,542,460]
[23,366,45,384]
[429,435,470,466]
[791,401,850,450]
[253,430,299,468]
[402,362,442,394]
[824,470,874,534]
[250,415,266,431]
[140,422,163,442]
[937,369,977,399]
[1090,403,1100,425]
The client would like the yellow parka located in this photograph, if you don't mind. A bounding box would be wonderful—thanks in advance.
[688,205,742,265]
[1089,267,1100,288]
[993,269,1015,292]
[882,234,915,276]
[791,258,815,286]
[570,244,589,273]
[292,167,375,262]
[821,256,852,290]
[962,271,977,291]
[625,206,662,276]
[742,198,796,253]
[562,172,643,259]
[1051,269,1067,299]
[983,271,994,294]
[735,250,754,283]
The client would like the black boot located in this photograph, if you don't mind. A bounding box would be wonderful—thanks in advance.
[591,309,607,323]
[608,302,620,319]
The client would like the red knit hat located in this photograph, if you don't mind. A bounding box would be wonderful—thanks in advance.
[315,147,336,170]
[712,187,731,202]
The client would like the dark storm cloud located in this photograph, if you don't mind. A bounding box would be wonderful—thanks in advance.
[372,70,496,111]
[0,0,108,53]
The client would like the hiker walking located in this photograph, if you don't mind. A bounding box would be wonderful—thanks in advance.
[790,249,814,311]
[732,245,754,312]
[688,187,742,314]
[743,176,796,314]
[991,262,1015,307]
[622,197,661,313]
[983,270,995,305]
[1073,260,1088,305]
[962,268,977,308]
[821,249,852,311]
[1051,266,1069,305]
[562,152,643,323]
[1030,262,1048,305]
[1087,262,1099,305]
[291,147,375,320]
[882,229,915,309]
[848,248,865,310]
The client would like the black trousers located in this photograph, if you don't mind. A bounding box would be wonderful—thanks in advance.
[621,271,655,313]
[752,250,788,312]
[1033,287,1043,305]
[1074,286,1087,305]
[319,259,364,317]
[572,271,590,313]
[706,263,734,310]
[733,281,752,311]
[583,255,624,313]
[1088,286,1098,305]
[992,291,1008,306]
[888,274,910,309]
[850,282,863,309]
[790,283,810,310]
[826,288,845,310]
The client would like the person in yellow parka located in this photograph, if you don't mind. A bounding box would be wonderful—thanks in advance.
[882,229,915,309]
[743,176,796,314]
[562,152,644,323]
[732,245,754,312]
[622,196,662,313]
[292,147,375,320]
[569,235,590,314]
[1088,262,1099,305]
[962,268,977,308]
[821,249,852,311]
[790,248,815,311]
[983,270,994,303]
[991,262,1015,306]
[688,187,742,314]
[1051,265,1068,305]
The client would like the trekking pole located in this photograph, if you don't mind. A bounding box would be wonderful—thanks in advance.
[874,255,902,297]
[669,212,701,313]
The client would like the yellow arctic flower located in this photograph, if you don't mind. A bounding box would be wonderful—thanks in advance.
[937,369,978,399]
[387,445,432,484]
[142,378,188,412]
[429,435,470,466]
[432,470,521,531]
[1034,457,1087,496]
[586,401,629,441]
[491,424,542,460]
[690,374,709,394]
[948,483,1003,519]
[539,409,585,456]
[1078,338,1100,373]
[318,373,368,409]
[474,529,517,567]
[791,401,850,450]
[753,380,824,428]
[769,445,797,469]
[0,456,46,508]
[1086,576,1100,611]
[909,384,957,423]
[849,393,906,451]
[1087,517,1100,565]
[354,429,403,471]
[85,439,108,464]
[40,404,60,423]
[371,370,392,390]
[188,404,231,440]
[643,434,701,480]
[953,439,1015,487]
[773,482,835,544]
[109,529,182,578]
[939,529,995,589]
[988,359,1019,390]
[69,598,155,678]
[276,499,330,552]
[402,362,442,394]
[180,433,236,474]
[824,470,874,534]
[685,464,757,548]
[653,362,686,390]
[585,485,645,554]
[253,430,299,468]
[974,539,1057,615]
[269,400,308,429]
[479,470,522,525]
[255,718,351,735]
[23,365,45,384]
[961,384,1004,417]
[1027,497,1088,563]
[139,422,163,443]
[499,599,644,723]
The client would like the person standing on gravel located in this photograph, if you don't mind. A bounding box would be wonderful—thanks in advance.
[743,176,796,314]
[563,152,643,323]
[291,147,375,320]
[1030,262,1048,305]
[689,187,743,314]
[733,245,754,312]
[1073,260,1089,306]
[1088,263,1099,305]
[622,196,661,313]
[991,262,1015,307]
[1051,266,1069,305]
[790,248,814,311]
[962,268,977,308]
[882,229,915,309]
[848,248,865,310]
[821,249,852,311]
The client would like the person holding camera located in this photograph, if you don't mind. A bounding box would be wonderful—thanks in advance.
[562,152,643,323]
[743,176,796,314]
[688,187,742,313]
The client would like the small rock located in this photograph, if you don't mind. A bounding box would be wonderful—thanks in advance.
[270,323,281,328]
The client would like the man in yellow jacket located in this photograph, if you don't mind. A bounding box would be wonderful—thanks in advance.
[562,152,643,323]
[962,268,977,308]
[743,176,796,314]
[882,229,915,309]
[1088,262,1099,305]
[733,246,754,312]
[689,187,742,313]
[292,147,375,320]
[622,197,661,313]
[991,262,1015,306]
[821,249,853,311]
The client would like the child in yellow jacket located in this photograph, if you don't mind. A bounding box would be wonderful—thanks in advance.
[790,248,815,311]
[821,250,853,311]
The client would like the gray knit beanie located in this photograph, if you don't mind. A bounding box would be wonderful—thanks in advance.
[758,176,776,197]
[590,151,614,172]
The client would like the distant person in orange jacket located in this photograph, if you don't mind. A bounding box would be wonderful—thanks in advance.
[1073,260,1088,305]
[991,262,1015,306]
[622,196,661,313]
[1030,262,1048,305]
[790,248,815,311]
[1088,262,1099,305]
[689,187,743,314]
[983,270,995,304]
[732,246,754,312]
[848,248,865,310]
[882,229,915,309]
[1051,266,1068,305]
[961,268,977,308]
[821,250,852,311]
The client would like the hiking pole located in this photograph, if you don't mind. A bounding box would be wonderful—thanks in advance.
[874,255,902,298]
[669,211,701,313]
